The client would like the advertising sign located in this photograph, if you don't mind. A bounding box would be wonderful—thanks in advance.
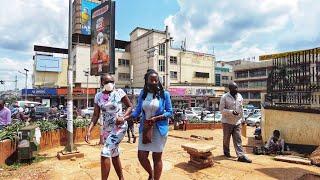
[90,0,115,75]
[22,88,57,96]
[81,0,99,35]
[35,55,62,72]
[168,88,186,96]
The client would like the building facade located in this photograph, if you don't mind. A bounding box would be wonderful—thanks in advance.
[233,60,273,108]
[215,61,233,87]
[32,27,221,109]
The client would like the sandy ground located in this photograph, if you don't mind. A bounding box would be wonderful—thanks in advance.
[0,126,319,180]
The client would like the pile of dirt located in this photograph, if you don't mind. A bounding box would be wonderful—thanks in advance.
[310,146,320,166]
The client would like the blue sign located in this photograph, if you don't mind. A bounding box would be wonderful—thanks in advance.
[81,0,99,35]
[35,55,62,72]
[22,88,57,96]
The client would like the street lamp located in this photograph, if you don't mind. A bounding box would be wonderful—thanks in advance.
[84,70,89,108]
[18,68,29,100]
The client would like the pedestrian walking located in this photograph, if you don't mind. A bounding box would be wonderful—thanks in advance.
[0,99,11,130]
[130,69,173,180]
[126,117,136,143]
[85,73,133,180]
[219,82,252,163]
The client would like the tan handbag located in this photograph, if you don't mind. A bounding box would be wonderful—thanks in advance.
[142,123,153,144]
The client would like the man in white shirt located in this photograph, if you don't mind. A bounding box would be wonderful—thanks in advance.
[219,82,252,163]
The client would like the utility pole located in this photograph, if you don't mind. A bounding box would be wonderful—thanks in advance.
[66,0,74,152]
[84,70,89,108]
[21,68,29,100]
[165,26,170,90]
[15,75,18,91]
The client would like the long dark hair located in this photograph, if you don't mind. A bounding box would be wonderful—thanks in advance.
[142,69,164,100]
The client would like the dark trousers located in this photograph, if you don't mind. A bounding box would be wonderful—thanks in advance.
[223,123,245,158]
[127,125,135,141]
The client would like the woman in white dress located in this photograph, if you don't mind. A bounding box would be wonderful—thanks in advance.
[85,73,133,180]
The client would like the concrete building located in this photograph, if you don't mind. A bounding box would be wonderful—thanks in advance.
[32,26,221,109]
[215,61,233,87]
[129,27,219,109]
[233,60,273,108]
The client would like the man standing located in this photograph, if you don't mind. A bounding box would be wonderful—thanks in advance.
[219,82,252,163]
[0,99,12,130]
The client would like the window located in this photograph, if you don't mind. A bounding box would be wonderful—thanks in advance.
[159,44,165,56]
[249,92,261,99]
[236,71,248,78]
[118,59,130,67]
[170,71,177,79]
[222,76,229,80]
[249,69,267,77]
[195,72,209,78]
[241,92,249,99]
[118,73,130,81]
[170,56,177,64]
[248,80,267,88]
[215,74,221,86]
[238,81,248,88]
[158,59,165,72]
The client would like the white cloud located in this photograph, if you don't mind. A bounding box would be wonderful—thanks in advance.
[0,57,33,91]
[0,0,68,52]
[165,0,320,60]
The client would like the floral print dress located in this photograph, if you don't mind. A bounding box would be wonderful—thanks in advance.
[94,89,128,157]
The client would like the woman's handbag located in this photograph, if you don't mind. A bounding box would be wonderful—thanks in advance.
[142,123,153,144]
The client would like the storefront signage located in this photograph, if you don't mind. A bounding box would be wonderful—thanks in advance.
[57,88,96,95]
[22,88,57,96]
[168,88,186,96]
[169,87,215,96]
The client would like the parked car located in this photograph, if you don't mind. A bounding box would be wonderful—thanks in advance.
[246,114,261,126]
[203,113,222,123]
[81,107,94,119]
[253,109,261,115]
[185,110,200,120]
[189,107,204,115]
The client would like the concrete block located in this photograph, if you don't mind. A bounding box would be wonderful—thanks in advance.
[182,143,215,153]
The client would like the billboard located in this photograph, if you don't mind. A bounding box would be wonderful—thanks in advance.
[35,55,62,72]
[81,0,99,35]
[90,0,115,75]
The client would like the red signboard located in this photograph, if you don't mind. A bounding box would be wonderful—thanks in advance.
[57,88,96,95]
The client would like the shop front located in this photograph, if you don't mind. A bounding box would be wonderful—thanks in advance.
[168,87,218,109]
[21,88,58,107]
[57,88,96,108]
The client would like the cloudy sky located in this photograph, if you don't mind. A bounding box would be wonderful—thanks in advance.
[1,0,320,90]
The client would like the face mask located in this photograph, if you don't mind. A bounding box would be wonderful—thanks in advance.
[148,83,158,92]
[103,83,114,92]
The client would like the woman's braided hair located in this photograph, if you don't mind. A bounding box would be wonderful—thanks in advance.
[142,69,164,100]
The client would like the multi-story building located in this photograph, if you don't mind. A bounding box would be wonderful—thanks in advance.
[215,61,233,87]
[129,27,220,109]
[233,60,273,108]
[261,48,320,108]
[31,26,223,109]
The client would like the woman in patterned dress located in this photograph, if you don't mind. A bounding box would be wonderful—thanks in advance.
[85,73,133,180]
[131,69,173,180]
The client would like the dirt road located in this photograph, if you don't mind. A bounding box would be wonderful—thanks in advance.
[1,127,319,180]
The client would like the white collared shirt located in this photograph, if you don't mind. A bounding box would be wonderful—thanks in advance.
[219,92,243,125]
